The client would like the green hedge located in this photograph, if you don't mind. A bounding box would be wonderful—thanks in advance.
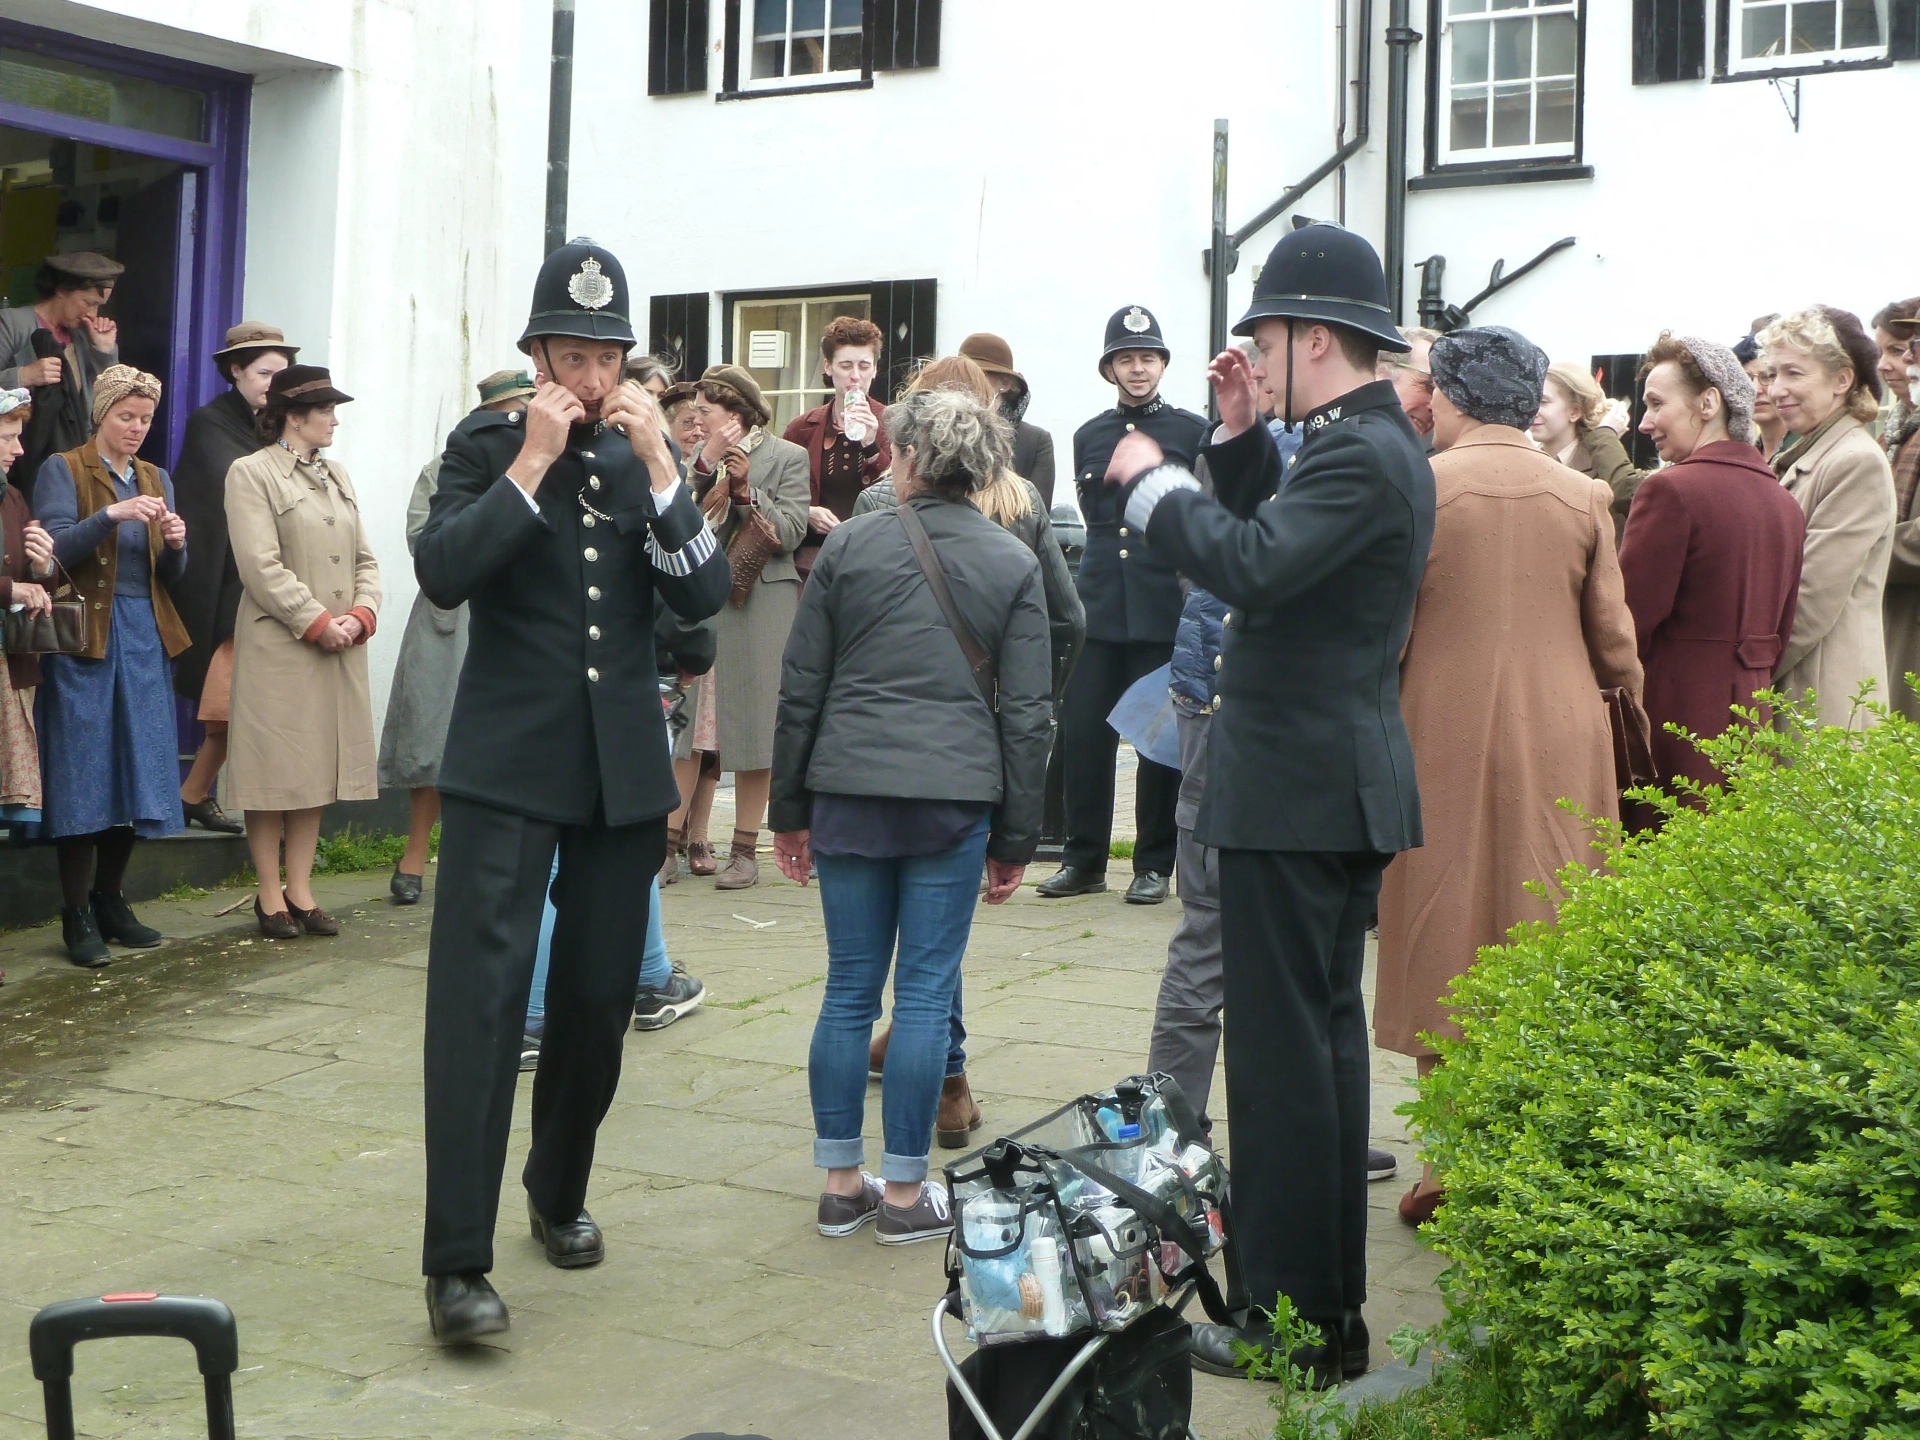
[1409,699,1920,1439]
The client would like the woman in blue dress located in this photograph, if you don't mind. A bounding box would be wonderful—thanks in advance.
[34,364,189,966]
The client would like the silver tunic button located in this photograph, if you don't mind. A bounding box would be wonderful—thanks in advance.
[583,547,598,562]
[1119,548,1130,558]
[1214,655,1222,671]
[589,625,602,640]
[583,513,596,527]
[1125,423,1136,432]
[587,667,600,682]
[588,586,602,600]
[510,412,521,423]
[590,477,601,491]
[1222,613,1233,627]
[1118,526,1129,537]
[581,450,595,459]
[1214,695,1224,710]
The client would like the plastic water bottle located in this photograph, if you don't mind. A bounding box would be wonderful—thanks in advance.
[842,386,869,446]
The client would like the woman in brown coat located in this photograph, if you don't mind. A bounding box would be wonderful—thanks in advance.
[1373,327,1643,1224]
[226,366,381,938]
[1618,336,1805,824]
[1762,308,1895,728]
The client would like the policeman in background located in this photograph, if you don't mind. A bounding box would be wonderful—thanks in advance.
[1036,306,1207,905]
[413,239,731,1344]
[1107,226,1435,1386]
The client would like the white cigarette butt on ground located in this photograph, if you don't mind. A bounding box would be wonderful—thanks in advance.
[732,914,778,929]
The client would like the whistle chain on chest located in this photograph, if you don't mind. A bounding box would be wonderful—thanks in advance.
[577,489,616,527]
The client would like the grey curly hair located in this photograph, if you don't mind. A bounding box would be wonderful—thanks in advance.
[882,387,1013,496]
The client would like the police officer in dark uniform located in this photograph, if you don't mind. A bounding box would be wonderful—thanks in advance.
[1036,305,1207,905]
[413,239,732,1343]
[1107,226,1435,1385]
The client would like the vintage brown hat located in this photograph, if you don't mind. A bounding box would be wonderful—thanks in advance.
[212,320,299,367]
[43,251,124,283]
[266,364,353,408]
[476,368,537,406]
[1820,306,1885,402]
[958,332,1022,382]
[698,363,771,428]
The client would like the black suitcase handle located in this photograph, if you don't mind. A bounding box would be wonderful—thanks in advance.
[30,1293,238,1440]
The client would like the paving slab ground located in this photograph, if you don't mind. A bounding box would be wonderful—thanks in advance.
[0,838,1444,1440]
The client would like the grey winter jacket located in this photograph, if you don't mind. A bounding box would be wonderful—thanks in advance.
[771,492,1054,863]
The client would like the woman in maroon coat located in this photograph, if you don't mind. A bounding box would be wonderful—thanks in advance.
[1619,335,1805,825]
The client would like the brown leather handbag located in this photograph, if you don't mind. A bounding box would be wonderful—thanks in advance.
[1604,687,1656,789]
[3,562,85,656]
[724,501,781,608]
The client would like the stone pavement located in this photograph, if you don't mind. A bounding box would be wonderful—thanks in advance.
[0,854,1444,1440]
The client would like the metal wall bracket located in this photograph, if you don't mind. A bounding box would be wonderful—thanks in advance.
[1770,76,1802,132]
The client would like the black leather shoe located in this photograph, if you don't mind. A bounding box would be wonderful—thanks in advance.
[390,864,423,905]
[91,891,161,948]
[527,1195,605,1268]
[1125,870,1170,905]
[180,796,244,834]
[425,1272,510,1344]
[1339,1308,1371,1380]
[61,906,111,967]
[1188,1318,1348,1389]
[1036,866,1107,898]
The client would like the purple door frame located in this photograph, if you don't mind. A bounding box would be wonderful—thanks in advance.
[0,15,249,469]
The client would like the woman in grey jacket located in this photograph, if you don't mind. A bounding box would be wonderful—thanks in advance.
[773,388,1052,1246]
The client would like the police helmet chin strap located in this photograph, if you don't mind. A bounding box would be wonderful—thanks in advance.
[1284,319,1296,427]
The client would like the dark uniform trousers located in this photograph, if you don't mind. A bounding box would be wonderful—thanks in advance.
[1218,847,1387,1321]
[1059,638,1179,876]
[422,794,666,1276]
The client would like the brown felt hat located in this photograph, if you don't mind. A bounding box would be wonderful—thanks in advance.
[698,363,771,428]
[43,251,123,283]
[958,332,1022,383]
[212,320,299,368]
[266,364,353,408]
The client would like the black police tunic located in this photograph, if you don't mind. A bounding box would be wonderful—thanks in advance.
[1072,397,1209,645]
[415,408,732,828]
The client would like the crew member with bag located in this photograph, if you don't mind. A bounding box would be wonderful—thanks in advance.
[412,239,732,1343]
[1105,225,1435,1386]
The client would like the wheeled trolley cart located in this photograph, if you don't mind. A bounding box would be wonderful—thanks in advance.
[29,1292,239,1440]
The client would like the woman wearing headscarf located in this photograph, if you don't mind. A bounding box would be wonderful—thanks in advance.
[225,365,381,939]
[1763,308,1895,728]
[0,390,55,851]
[1372,327,1642,1226]
[664,364,810,891]
[170,322,298,835]
[1618,336,1805,826]
[33,365,189,966]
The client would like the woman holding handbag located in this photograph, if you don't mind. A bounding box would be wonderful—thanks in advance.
[773,387,1051,1244]
[33,365,189,967]
[0,389,56,866]
[665,364,809,890]
[1370,328,1644,1226]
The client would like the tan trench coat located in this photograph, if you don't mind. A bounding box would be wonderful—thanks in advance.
[1374,427,1643,1059]
[225,445,382,811]
[1773,415,1895,728]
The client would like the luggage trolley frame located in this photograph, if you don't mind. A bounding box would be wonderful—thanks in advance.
[29,1292,240,1440]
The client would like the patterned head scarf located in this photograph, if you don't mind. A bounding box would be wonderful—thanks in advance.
[91,364,163,426]
[1428,325,1550,430]
[1674,336,1756,446]
[0,387,29,419]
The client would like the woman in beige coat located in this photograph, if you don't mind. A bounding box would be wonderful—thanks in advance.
[1763,308,1895,728]
[1373,327,1643,1225]
[226,366,381,938]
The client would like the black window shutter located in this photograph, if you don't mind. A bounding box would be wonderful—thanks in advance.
[722,0,742,92]
[1632,0,1705,82]
[873,0,941,70]
[650,293,710,381]
[649,0,709,95]
[1892,0,1920,59]
[869,279,938,401]
[1592,353,1658,469]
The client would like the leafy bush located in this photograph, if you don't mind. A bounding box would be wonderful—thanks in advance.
[1410,699,1920,1439]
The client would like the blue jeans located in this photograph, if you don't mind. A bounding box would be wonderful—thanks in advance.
[810,817,989,1184]
[526,858,669,1034]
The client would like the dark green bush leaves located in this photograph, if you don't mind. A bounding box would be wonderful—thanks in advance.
[1411,699,1920,1439]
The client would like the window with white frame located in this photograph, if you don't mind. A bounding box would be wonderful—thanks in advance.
[747,0,865,88]
[1729,0,1886,70]
[1438,0,1581,165]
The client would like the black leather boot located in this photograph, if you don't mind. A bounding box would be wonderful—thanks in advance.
[425,1272,510,1343]
[527,1195,605,1268]
[91,891,161,948]
[61,906,111,967]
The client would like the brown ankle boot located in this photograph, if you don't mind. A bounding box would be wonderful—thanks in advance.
[687,839,717,876]
[869,1022,892,1078]
[713,836,760,891]
[936,1072,983,1149]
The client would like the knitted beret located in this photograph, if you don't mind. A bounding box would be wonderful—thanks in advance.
[1674,337,1756,446]
[1428,325,1549,430]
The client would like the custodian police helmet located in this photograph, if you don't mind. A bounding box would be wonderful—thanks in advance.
[1234,224,1409,352]
[518,236,636,353]
[1098,304,1171,380]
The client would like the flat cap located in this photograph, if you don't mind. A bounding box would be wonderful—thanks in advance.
[43,251,124,282]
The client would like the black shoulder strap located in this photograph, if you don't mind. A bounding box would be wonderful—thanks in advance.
[1065,1152,1249,1331]
[896,501,998,712]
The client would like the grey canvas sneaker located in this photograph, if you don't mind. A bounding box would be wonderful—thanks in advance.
[817,1173,885,1237]
[877,1181,955,1245]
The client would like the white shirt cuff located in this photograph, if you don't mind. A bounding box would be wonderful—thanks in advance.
[1124,465,1203,533]
[510,478,541,515]
[652,479,683,512]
